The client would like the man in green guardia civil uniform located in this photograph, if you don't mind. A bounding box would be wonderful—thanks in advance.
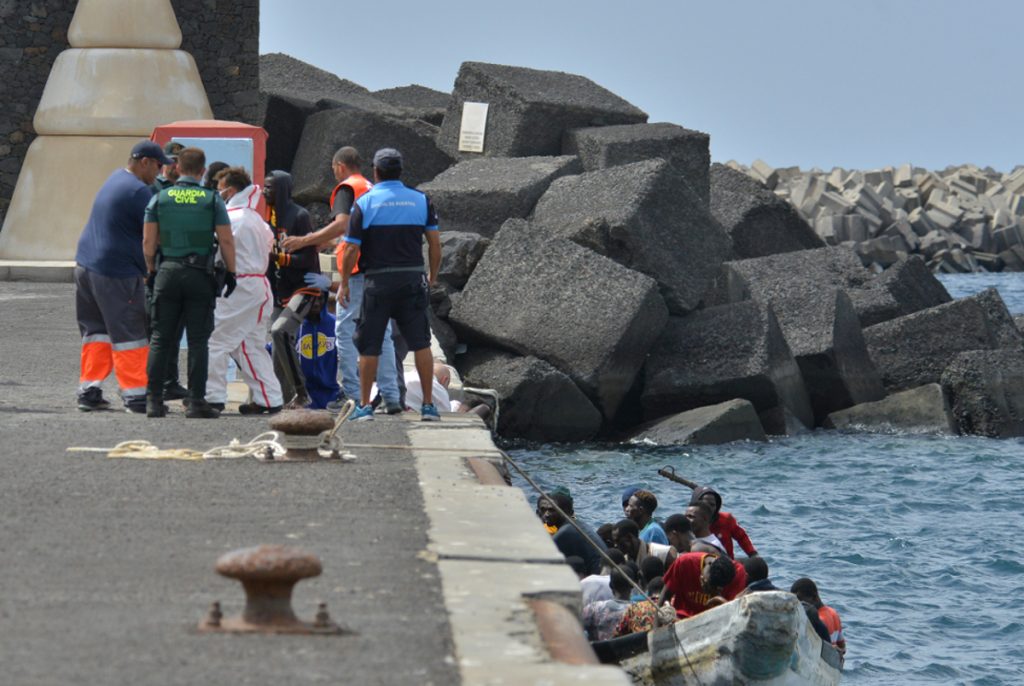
[143,147,237,419]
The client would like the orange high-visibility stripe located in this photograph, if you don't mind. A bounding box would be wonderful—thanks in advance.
[80,341,113,384]
[332,174,372,275]
[112,346,148,390]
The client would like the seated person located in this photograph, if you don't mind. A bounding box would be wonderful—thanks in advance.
[662,513,694,564]
[792,577,846,659]
[631,555,666,602]
[690,486,758,558]
[659,551,747,618]
[626,489,669,545]
[536,490,607,576]
[580,548,626,606]
[582,563,636,641]
[614,577,665,637]
[738,555,777,594]
[565,555,587,580]
[685,502,729,556]
[612,519,671,566]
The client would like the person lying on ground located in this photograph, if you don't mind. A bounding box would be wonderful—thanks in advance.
[582,563,636,641]
[626,489,669,545]
[690,485,758,558]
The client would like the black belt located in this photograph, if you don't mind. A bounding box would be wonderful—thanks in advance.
[363,266,425,275]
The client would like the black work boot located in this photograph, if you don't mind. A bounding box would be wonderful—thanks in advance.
[185,399,220,419]
[146,397,168,418]
[163,382,189,401]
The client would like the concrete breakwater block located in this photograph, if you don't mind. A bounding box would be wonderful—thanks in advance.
[628,399,767,446]
[562,122,711,206]
[705,246,898,327]
[259,53,396,114]
[373,84,451,126]
[941,350,1024,437]
[641,302,813,435]
[771,288,885,424]
[436,231,490,290]
[437,61,647,159]
[873,255,952,317]
[290,109,454,204]
[863,289,1023,392]
[256,92,314,172]
[449,220,668,420]
[709,163,825,259]
[419,156,580,237]
[824,383,956,435]
[457,349,603,442]
[530,159,731,315]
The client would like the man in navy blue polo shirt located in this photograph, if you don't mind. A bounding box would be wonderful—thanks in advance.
[340,148,442,421]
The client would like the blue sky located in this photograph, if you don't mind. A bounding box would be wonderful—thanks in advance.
[260,0,1021,173]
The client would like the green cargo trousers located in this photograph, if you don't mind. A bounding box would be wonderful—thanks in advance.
[146,261,216,402]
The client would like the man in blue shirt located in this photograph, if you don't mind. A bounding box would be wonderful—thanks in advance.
[74,140,169,413]
[339,148,442,421]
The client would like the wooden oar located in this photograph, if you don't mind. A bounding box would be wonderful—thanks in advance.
[657,465,699,490]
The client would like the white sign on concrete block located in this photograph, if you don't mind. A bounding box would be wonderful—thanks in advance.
[458,102,488,153]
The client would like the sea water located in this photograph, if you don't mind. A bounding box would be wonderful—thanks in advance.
[508,272,1024,685]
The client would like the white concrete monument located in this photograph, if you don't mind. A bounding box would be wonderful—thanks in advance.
[0,0,213,276]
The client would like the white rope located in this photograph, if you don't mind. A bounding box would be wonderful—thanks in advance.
[202,431,286,459]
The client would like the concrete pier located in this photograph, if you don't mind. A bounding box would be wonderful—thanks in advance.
[0,281,627,685]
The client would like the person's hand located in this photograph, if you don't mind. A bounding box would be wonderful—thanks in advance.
[656,604,676,626]
[145,271,156,290]
[220,272,237,298]
[303,272,332,291]
[705,596,727,609]
[280,235,304,252]
[339,281,350,307]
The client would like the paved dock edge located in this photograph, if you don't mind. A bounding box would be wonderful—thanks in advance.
[407,416,631,685]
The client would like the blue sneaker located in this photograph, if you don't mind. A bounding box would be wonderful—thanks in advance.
[421,403,441,422]
[349,404,375,422]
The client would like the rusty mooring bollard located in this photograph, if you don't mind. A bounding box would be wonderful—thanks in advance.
[198,544,345,634]
[268,410,337,461]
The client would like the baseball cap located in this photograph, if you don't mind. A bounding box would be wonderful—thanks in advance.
[163,141,185,160]
[131,140,172,165]
[372,148,403,171]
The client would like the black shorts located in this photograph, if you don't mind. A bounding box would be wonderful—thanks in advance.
[354,272,431,356]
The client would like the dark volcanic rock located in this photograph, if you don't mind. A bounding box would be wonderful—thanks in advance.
[873,255,952,319]
[449,220,668,420]
[436,231,490,290]
[941,350,1024,437]
[437,61,647,159]
[419,156,580,237]
[642,302,813,434]
[529,159,731,315]
[709,163,825,258]
[457,349,603,442]
[256,92,314,172]
[772,288,885,424]
[373,84,450,126]
[259,53,397,114]
[705,245,901,327]
[863,289,1023,392]
[291,109,454,204]
[562,122,711,206]
[629,399,767,446]
[824,383,956,435]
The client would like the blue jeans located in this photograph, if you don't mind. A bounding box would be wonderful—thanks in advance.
[337,274,399,404]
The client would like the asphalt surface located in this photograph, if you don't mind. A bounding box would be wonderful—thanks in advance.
[0,281,460,686]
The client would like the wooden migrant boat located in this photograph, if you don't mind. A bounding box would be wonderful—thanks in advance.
[592,591,842,686]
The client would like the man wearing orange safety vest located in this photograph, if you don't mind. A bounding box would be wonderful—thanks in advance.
[74,141,171,413]
[282,146,402,414]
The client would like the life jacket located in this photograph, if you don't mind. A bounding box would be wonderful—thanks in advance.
[332,174,372,274]
[156,180,217,258]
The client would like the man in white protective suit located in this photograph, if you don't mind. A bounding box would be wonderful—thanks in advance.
[205,166,284,414]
